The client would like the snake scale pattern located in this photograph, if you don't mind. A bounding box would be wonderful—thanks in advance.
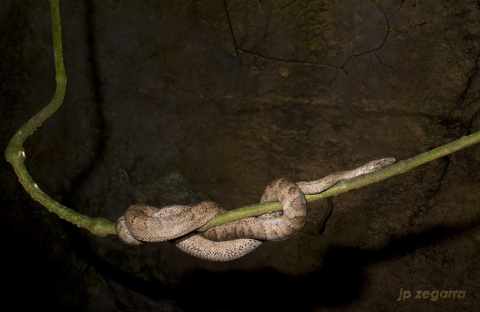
[116,157,395,261]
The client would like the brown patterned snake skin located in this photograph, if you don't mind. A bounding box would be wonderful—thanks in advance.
[116,157,395,261]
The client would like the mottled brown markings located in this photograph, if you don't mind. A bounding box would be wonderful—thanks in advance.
[116,158,395,261]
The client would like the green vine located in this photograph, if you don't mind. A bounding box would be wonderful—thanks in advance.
[5,0,480,237]
[5,0,113,236]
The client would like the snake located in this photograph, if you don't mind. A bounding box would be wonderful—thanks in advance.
[116,157,395,261]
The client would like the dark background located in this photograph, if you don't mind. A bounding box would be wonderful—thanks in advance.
[1,0,479,311]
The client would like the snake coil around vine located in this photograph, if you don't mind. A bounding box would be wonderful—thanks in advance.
[116,157,395,261]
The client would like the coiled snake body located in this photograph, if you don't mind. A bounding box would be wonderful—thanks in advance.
[116,158,395,261]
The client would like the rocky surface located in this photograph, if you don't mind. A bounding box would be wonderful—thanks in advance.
[1,0,479,311]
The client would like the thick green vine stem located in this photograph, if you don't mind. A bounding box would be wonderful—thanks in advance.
[5,0,114,236]
[200,130,480,231]
[4,0,480,238]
